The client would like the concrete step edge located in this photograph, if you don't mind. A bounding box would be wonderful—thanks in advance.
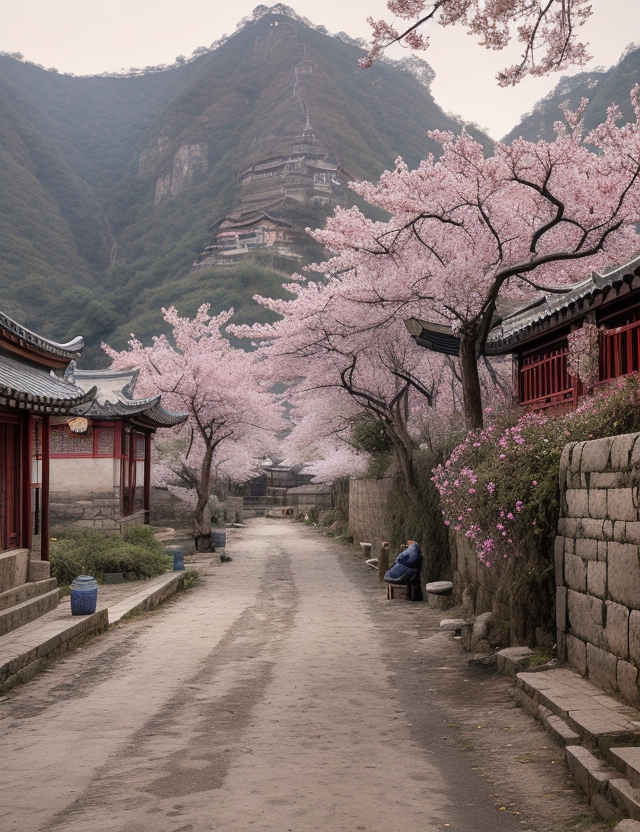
[539,705,581,745]
[108,572,184,625]
[0,589,60,638]
[609,778,640,821]
[0,578,57,613]
[610,748,640,789]
[0,609,108,693]
[566,744,616,799]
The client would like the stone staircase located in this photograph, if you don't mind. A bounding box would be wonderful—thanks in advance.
[515,667,640,824]
[0,549,60,637]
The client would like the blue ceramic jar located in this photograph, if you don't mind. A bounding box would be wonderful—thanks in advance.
[70,575,98,615]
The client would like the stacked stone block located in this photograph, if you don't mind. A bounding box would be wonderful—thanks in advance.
[556,432,640,704]
[50,490,146,533]
[450,531,501,616]
[348,477,393,558]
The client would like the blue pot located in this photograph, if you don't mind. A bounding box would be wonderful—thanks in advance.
[70,575,98,615]
[211,530,227,549]
[167,546,184,571]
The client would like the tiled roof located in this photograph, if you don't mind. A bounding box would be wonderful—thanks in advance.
[73,367,187,426]
[404,318,460,356]
[0,311,83,359]
[485,254,640,353]
[0,353,93,413]
[131,404,188,428]
[406,253,640,357]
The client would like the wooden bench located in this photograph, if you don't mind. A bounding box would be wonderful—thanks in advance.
[386,581,419,600]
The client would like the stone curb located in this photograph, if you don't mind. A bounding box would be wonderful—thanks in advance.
[108,572,186,624]
[0,570,189,695]
[0,609,109,695]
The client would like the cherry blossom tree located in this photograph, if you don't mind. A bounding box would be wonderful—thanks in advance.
[361,0,593,86]
[104,305,283,544]
[308,91,640,430]
[230,268,469,497]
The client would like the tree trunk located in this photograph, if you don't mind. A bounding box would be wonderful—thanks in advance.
[387,404,417,500]
[390,434,416,500]
[193,444,214,548]
[459,333,484,430]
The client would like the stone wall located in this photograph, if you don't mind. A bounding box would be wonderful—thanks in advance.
[348,477,393,557]
[450,531,501,617]
[556,432,640,704]
[50,491,145,533]
[149,488,192,528]
[149,489,244,530]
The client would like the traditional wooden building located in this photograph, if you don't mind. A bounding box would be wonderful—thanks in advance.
[209,210,295,257]
[406,254,640,412]
[49,367,186,531]
[0,313,94,567]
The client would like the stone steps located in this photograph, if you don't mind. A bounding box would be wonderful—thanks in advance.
[515,667,640,823]
[0,587,60,637]
[0,609,108,695]
[0,578,57,612]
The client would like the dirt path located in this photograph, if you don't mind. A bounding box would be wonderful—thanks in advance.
[0,519,608,831]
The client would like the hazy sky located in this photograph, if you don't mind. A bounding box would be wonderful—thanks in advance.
[1,1,639,138]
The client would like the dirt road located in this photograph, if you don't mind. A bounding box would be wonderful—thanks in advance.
[0,519,608,831]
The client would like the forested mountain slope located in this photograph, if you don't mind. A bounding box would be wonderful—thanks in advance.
[504,44,640,144]
[0,6,491,364]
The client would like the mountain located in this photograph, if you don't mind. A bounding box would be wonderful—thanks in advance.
[0,5,492,364]
[504,44,640,144]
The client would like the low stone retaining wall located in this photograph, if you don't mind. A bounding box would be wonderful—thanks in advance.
[348,477,393,557]
[556,432,640,705]
[450,532,500,617]
[51,490,145,532]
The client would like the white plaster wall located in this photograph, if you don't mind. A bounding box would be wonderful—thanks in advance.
[50,458,118,494]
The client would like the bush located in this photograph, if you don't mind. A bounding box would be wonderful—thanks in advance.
[389,448,451,584]
[432,377,640,643]
[50,527,172,585]
[123,524,166,556]
[350,414,394,478]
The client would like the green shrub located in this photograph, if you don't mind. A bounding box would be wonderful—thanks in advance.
[350,414,394,479]
[433,377,640,644]
[50,527,172,585]
[123,524,166,556]
[389,448,451,584]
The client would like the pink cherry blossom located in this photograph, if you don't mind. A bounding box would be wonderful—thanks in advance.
[104,304,284,540]
[308,89,640,428]
[361,1,593,86]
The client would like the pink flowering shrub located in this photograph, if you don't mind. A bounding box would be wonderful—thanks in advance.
[433,377,640,570]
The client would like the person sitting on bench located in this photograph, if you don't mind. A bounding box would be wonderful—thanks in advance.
[383,541,423,600]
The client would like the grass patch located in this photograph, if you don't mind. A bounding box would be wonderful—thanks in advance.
[181,570,199,590]
[528,649,554,667]
[50,526,171,585]
[457,737,475,752]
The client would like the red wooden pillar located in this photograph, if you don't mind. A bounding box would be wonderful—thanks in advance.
[41,415,50,562]
[21,414,32,551]
[143,431,151,525]
[127,427,136,516]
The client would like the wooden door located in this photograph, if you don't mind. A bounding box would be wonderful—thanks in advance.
[0,417,24,551]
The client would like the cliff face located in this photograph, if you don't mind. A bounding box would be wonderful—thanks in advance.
[0,6,492,363]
